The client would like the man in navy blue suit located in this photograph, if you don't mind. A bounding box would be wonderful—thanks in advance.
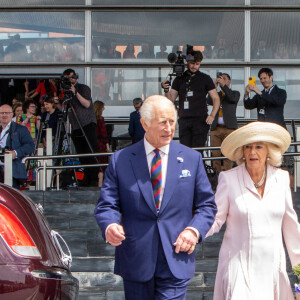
[95,95,216,300]
[128,97,145,144]
[0,104,34,188]
[244,67,287,128]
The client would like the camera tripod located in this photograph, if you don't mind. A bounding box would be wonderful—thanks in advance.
[50,94,98,188]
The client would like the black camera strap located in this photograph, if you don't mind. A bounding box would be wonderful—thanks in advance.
[185,72,196,101]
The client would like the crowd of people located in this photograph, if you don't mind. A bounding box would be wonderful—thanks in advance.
[0,34,84,63]
[91,38,300,61]
[1,34,300,63]
[0,42,299,298]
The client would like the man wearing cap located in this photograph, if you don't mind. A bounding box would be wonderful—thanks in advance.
[207,121,300,299]
[95,95,216,300]
[244,67,286,128]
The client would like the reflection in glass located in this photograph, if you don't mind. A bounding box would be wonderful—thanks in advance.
[92,11,244,61]
[91,67,244,117]
[251,12,300,61]
[0,0,84,5]
[93,0,243,5]
[0,12,85,63]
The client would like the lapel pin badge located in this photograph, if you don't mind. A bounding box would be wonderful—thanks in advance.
[177,157,184,163]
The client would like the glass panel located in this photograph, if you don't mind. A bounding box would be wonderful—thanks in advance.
[91,67,244,117]
[91,11,244,61]
[251,12,300,61]
[0,0,85,5]
[251,0,300,5]
[93,0,243,4]
[0,12,85,63]
[249,68,300,119]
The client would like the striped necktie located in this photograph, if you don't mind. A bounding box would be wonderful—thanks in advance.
[151,148,162,213]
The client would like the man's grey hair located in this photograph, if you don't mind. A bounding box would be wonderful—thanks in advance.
[140,95,177,126]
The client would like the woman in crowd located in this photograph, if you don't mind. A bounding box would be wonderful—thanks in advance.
[17,99,41,143]
[12,102,23,122]
[206,121,300,299]
[40,96,59,147]
[94,100,110,187]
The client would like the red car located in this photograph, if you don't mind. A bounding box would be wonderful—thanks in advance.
[0,184,78,299]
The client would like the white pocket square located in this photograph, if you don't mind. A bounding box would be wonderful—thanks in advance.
[180,169,191,178]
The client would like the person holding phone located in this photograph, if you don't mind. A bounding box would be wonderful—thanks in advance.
[207,72,240,172]
[244,67,287,128]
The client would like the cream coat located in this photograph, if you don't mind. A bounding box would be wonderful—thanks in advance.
[207,163,300,300]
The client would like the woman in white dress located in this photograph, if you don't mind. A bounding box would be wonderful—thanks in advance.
[207,121,300,300]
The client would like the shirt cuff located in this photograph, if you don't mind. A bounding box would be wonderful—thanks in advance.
[244,97,249,100]
[14,150,17,158]
[105,223,119,243]
[185,226,201,242]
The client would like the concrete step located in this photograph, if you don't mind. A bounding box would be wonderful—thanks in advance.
[20,189,300,299]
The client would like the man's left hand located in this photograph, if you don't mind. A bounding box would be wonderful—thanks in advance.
[216,76,225,87]
[5,150,16,160]
[70,84,76,95]
[174,229,197,255]
[206,115,214,125]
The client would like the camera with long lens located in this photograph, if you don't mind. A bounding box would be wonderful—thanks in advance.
[167,44,195,77]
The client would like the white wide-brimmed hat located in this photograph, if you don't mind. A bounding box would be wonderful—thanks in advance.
[221,122,291,161]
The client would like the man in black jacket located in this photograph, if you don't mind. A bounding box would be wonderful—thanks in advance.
[207,73,240,172]
[244,67,286,128]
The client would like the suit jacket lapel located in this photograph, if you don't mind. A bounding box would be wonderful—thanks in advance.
[130,142,157,215]
[159,142,183,214]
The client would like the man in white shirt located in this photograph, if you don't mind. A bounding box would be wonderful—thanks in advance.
[0,104,34,188]
[95,95,216,300]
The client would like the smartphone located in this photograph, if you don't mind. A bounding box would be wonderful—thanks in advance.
[216,72,223,78]
[248,77,256,86]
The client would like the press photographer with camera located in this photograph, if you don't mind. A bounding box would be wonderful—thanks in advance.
[0,104,35,189]
[62,68,98,186]
[162,48,219,147]
[207,72,240,172]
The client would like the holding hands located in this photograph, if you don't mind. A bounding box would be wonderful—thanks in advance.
[174,229,198,255]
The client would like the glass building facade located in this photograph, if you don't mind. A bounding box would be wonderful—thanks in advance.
[0,1,299,119]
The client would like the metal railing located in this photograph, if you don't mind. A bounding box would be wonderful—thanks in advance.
[14,142,300,191]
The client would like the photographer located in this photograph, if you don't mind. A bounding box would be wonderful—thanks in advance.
[62,68,98,187]
[0,104,35,189]
[207,73,240,172]
[162,51,219,147]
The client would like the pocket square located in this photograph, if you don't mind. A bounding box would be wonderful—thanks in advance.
[180,169,191,178]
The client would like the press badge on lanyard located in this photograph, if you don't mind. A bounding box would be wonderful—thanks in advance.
[184,91,193,109]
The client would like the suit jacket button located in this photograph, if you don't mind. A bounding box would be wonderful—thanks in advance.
[157,218,160,222]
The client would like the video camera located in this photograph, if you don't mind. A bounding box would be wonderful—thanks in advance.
[167,44,195,77]
[60,74,77,104]
[60,76,72,92]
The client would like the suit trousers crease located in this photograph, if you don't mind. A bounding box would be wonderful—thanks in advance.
[210,126,235,173]
[123,238,190,300]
